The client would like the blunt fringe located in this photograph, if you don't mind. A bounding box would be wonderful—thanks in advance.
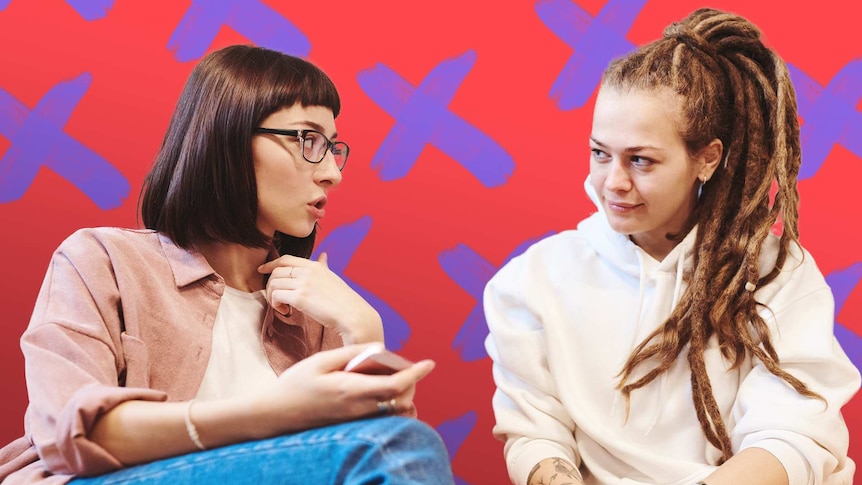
[139,44,341,258]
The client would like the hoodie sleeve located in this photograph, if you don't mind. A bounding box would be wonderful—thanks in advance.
[484,253,583,485]
[730,250,860,485]
[20,230,168,477]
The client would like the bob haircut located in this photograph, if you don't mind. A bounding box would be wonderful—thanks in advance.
[140,44,341,258]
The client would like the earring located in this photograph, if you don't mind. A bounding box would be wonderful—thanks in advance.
[697,176,707,200]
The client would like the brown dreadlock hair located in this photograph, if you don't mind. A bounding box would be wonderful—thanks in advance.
[604,8,823,463]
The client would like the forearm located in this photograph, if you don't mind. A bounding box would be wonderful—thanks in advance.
[527,457,584,485]
[700,447,788,485]
[90,398,268,466]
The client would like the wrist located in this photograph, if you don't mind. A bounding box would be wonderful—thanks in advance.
[340,308,384,345]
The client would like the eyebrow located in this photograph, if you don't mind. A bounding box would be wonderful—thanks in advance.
[590,137,663,153]
[294,120,338,139]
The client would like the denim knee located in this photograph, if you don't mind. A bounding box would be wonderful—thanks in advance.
[340,416,455,484]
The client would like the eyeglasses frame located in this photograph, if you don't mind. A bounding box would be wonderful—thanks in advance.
[255,127,349,171]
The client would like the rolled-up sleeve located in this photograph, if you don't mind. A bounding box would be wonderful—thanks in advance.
[21,231,168,477]
[731,258,860,485]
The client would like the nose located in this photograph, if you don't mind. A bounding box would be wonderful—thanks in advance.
[604,158,631,192]
[315,149,343,187]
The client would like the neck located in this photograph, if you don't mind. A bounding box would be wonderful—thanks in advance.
[196,241,270,293]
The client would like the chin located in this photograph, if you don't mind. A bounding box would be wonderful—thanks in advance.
[279,224,315,239]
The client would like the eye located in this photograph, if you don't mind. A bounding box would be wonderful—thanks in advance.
[630,156,653,168]
[591,148,609,161]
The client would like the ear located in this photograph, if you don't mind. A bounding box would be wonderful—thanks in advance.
[698,139,723,182]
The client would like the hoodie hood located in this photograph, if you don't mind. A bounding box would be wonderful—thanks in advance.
[580,175,698,434]
[579,175,698,278]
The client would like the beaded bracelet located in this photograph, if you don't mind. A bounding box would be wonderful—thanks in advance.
[184,399,207,451]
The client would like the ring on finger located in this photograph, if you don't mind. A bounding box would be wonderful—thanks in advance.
[376,398,397,414]
[289,267,294,278]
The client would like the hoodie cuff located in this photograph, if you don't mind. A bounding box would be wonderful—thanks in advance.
[745,439,812,485]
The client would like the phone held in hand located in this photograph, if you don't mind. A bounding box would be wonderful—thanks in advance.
[345,343,414,375]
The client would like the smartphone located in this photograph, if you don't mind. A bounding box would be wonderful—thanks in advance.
[345,344,414,375]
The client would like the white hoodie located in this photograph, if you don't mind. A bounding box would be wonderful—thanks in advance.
[484,179,860,485]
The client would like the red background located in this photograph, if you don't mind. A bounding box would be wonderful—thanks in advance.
[1,1,860,483]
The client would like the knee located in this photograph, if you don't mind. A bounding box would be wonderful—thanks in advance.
[349,417,454,483]
[365,416,448,456]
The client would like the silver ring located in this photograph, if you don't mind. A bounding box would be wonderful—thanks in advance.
[289,267,294,278]
[376,398,397,414]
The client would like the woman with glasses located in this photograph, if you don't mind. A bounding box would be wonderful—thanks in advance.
[0,45,454,484]
[484,8,859,485]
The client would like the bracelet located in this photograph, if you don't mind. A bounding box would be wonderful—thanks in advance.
[184,399,206,450]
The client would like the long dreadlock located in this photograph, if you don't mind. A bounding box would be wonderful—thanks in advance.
[605,8,823,463]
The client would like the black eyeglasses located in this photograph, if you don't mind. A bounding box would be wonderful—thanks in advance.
[256,128,349,171]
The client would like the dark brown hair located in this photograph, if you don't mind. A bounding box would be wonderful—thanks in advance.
[140,44,341,257]
[605,8,821,462]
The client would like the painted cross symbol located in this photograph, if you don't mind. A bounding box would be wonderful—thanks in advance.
[439,233,554,362]
[535,0,647,110]
[826,263,862,374]
[0,73,130,209]
[1,0,113,19]
[64,0,114,20]
[167,0,311,62]
[436,411,477,485]
[312,216,411,350]
[357,50,515,187]
[788,61,862,180]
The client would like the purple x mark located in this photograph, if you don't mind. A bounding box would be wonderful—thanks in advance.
[788,61,862,180]
[357,50,515,188]
[168,0,310,62]
[436,411,477,485]
[536,0,647,110]
[1,0,113,20]
[0,73,129,209]
[439,232,555,362]
[312,216,411,351]
[826,263,862,374]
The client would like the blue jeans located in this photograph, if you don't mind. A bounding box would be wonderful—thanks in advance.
[71,416,455,484]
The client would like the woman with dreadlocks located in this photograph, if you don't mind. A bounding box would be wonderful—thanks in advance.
[483,7,859,485]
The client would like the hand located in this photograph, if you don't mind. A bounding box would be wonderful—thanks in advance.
[248,344,435,436]
[258,253,384,344]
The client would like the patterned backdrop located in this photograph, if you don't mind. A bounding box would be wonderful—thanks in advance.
[1,1,860,483]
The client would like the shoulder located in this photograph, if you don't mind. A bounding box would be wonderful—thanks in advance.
[59,227,158,248]
[756,234,829,305]
[54,227,165,267]
[486,229,593,295]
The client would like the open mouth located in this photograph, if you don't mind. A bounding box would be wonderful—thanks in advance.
[311,197,327,209]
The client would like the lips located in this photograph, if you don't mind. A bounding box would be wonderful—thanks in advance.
[308,196,327,218]
[606,200,642,213]
[311,196,327,210]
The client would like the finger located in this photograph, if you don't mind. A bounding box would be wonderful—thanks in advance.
[317,252,329,268]
[270,289,295,314]
[392,359,436,385]
[269,265,302,281]
[306,343,382,373]
[362,360,436,398]
[258,254,308,274]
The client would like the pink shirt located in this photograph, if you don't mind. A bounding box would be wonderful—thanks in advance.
[0,228,342,483]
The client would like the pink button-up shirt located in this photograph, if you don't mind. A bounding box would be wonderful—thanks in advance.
[0,228,342,483]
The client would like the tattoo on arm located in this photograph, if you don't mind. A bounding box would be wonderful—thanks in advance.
[528,458,581,485]
[527,462,544,485]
